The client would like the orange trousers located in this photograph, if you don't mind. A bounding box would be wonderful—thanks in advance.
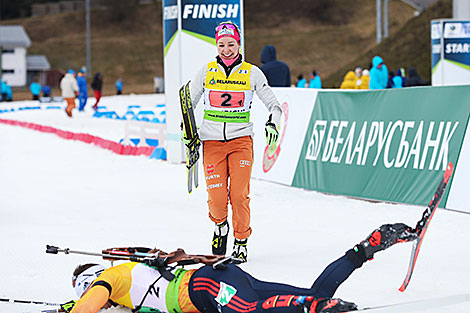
[203,136,253,239]
[65,98,76,117]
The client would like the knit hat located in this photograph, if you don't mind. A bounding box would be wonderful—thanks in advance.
[215,22,241,44]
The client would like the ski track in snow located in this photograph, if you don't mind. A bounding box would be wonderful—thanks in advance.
[0,98,469,312]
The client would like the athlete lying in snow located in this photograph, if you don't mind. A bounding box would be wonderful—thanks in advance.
[61,223,417,313]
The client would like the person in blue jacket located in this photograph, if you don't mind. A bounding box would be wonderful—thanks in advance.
[115,78,124,95]
[308,70,322,88]
[1,80,8,101]
[369,56,388,89]
[260,45,291,87]
[30,80,42,100]
[4,83,12,101]
[296,74,307,88]
[77,70,88,111]
[42,85,52,97]
[392,69,403,88]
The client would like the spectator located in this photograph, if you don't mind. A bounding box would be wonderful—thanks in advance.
[259,45,291,87]
[386,71,395,88]
[1,80,7,101]
[4,83,12,101]
[91,72,103,111]
[398,67,407,86]
[42,85,51,97]
[369,56,388,89]
[354,67,364,89]
[30,80,42,100]
[296,74,307,88]
[392,69,403,88]
[355,67,362,77]
[60,69,79,118]
[340,71,357,89]
[404,67,427,87]
[358,69,370,89]
[77,70,88,111]
[115,78,123,95]
[308,70,322,88]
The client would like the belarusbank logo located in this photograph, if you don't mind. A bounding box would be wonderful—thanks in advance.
[209,78,216,85]
[305,120,458,171]
[182,4,239,19]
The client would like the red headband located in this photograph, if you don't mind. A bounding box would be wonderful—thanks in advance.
[215,24,240,43]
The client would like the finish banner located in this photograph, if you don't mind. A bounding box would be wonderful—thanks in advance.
[291,86,470,206]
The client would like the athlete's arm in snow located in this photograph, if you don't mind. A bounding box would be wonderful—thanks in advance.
[189,65,207,110]
[251,66,282,126]
[70,284,111,313]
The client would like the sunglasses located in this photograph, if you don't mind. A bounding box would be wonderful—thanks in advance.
[215,23,239,34]
[72,269,104,287]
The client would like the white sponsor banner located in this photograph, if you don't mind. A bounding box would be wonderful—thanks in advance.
[446,120,470,213]
[431,22,442,40]
[251,88,318,185]
[444,22,470,38]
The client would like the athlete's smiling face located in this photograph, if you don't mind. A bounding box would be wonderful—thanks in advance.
[217,37,239,60]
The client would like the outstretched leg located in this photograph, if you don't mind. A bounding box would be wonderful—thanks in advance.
[346,223,417,267]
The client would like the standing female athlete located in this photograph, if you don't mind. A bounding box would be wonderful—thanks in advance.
[186,21,282,262]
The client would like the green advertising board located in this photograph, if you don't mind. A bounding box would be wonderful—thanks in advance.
[292,86,470,206]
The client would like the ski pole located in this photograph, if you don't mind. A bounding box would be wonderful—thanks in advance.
[0,297,61,307]
[0,297,63,311]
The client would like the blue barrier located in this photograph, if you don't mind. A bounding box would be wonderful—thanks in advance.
[93,111,120,119]
[150,147,167,160]
[119,138,160,147]
[0,103,166,125]
[134,110,155,122]
[19,106,41,110]
[118,137,166,160]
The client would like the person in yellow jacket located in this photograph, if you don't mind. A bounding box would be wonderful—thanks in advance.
[358,69,370,89]
[339,71,358,89]
[186,21,282,263]
[63,222,418,313]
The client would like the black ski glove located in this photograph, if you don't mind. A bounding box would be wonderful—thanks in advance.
[60,300,76,313]
[265,114,279,146]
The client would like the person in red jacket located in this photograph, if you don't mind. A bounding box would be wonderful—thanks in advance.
[90,72,103,110]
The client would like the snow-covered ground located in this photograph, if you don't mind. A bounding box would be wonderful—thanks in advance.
[1,97,469,312]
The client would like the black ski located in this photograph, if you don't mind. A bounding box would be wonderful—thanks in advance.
[399,162,454,292]
[179,82,200,193]
[347,293,470,312]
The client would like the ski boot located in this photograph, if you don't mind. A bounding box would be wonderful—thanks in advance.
[296,296,357,313]
[347,223,418,266]
[231,238,248,263]
[212,220,229,255]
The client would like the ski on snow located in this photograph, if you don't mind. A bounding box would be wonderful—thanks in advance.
[399,162,454,292]
[179,82,200,193]
[348,293,470,312]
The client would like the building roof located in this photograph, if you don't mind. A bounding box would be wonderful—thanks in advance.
[26,55,51,71]
[0,25,31,48]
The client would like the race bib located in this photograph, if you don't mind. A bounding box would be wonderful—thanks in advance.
[209,90,245,108]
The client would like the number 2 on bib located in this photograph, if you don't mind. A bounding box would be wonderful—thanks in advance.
[209,91,245,108]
